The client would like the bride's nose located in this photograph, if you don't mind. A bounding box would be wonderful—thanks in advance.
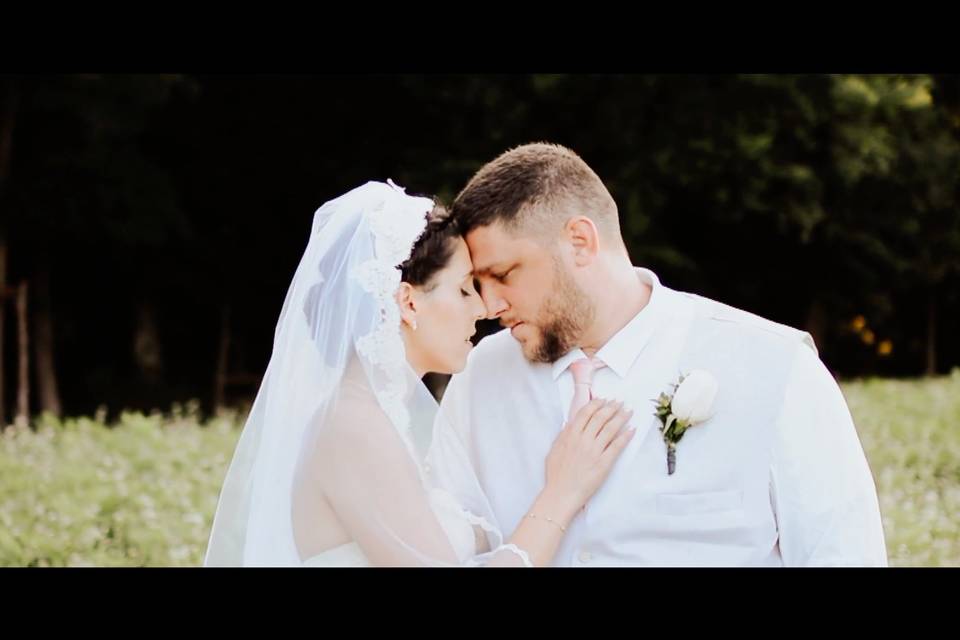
[471,291,487,321]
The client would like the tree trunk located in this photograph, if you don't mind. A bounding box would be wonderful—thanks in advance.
[1,77,21,427]
[32,269,61,416]
[15,281,28,427]
[133,302,163,384]
[0,243,6,426]
[926,287,938,377]
[213,304,231,411]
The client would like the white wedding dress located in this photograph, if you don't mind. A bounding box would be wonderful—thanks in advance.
[302,489,480,567]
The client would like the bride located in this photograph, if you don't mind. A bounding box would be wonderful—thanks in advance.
[203,180,635,567]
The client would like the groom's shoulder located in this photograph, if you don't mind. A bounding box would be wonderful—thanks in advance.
[673,289,818,354]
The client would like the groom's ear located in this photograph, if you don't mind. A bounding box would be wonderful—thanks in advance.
[563,216,601,266]
[395,282,418,327]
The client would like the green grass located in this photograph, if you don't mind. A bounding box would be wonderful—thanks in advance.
[2,371,959,566]
[842,370,960,567]
[0,403,240,567]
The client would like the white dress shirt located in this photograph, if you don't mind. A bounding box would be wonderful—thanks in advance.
[428,268,887,566]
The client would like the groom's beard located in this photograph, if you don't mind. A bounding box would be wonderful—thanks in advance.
[528,257,595,364]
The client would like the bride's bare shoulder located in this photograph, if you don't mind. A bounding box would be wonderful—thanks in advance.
[316,373,397,449]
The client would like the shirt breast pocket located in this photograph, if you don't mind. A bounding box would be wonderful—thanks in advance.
[655,489,744,517]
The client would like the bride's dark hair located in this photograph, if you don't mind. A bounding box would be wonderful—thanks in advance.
[398,200,461,290]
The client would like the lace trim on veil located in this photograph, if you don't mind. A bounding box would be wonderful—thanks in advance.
[431,487,535,567]
[349,180,430,456]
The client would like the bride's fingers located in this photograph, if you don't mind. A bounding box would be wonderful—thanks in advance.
[556,399,601,449]
[582,400,622,439]
[596,406,633,449]
[569,398,608,434]
[601,423,637,460]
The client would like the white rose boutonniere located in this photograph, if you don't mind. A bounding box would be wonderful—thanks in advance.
[653,370,719,475]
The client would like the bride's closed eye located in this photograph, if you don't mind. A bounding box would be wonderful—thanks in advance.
[461,278,480,298]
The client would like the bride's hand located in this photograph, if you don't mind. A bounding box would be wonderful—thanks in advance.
[535,399,636,527]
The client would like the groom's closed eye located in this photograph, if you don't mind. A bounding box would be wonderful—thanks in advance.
[491,266,516,283]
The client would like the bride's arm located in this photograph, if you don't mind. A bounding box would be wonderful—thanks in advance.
[318,397,633,567]
[317,399,463,566]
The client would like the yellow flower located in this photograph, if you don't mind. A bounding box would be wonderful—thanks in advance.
[878,340,893,356]
[851,315,867,332]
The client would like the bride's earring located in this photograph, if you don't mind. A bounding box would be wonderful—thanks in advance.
[412,320,418,331]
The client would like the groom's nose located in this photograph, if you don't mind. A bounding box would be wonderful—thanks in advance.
[480,285,508,319]
[470,288,487,321]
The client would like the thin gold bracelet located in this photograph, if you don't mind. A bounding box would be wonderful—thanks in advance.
[526,513,567,533]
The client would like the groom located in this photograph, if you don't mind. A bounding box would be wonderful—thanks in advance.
[428,142,887,566]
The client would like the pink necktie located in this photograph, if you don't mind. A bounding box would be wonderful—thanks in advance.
[568,357,607,422]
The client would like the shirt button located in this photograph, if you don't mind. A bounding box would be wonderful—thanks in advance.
[578,551,592,563]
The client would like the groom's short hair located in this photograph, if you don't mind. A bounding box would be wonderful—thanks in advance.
[452,142,621,245]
